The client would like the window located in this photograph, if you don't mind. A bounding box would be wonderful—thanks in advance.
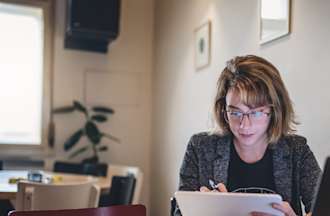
[0,0,53,153]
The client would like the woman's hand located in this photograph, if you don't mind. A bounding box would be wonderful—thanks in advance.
[199,184,299,216]
[199,183,228,192]
[250,201,297,216]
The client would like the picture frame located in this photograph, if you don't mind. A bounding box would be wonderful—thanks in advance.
[194,21,211,70]
[260,0,291,45]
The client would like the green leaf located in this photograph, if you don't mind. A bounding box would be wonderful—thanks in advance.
[92,106,114,114]
[98,145,108,152]
[102,132,120,143]
[85,121,101,144]
[91,114,107,122]
[52,106,75,114]
[73,100,88,115]
[69,145,89,159]
[64,129,84,151]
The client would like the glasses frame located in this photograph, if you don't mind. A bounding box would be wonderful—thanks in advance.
[224,107,271,125]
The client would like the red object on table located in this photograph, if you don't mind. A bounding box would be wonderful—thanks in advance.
[8,205,146,216]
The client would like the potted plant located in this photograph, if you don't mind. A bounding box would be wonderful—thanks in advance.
[53,100,120,163]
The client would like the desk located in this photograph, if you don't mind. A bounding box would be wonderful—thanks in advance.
[0,170,110,200]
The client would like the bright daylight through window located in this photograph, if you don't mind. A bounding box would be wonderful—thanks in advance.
[0,1,51,147]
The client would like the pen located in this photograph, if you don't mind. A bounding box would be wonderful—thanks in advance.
[208,179,219,191]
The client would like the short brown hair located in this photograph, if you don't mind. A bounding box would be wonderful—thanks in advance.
[214,55,297,143]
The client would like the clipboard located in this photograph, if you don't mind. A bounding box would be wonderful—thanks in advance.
[175,191,284,216]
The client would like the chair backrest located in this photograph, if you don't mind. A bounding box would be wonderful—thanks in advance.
[107,165,143,204]
[50,162,143,203]
[16,180,100,211]
[108,175,136,205]
[8,205,146,216]
[53,161,108,177]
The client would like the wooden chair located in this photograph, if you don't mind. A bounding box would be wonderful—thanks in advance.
[16,180,100,211]
[45,161,143,204]
[8,205,146,216]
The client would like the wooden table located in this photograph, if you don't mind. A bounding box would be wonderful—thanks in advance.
[0,170,110,200]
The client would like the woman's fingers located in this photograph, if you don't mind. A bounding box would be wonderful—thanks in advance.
[272,202,297,216]
[200,182,227,192]
[216,183,228,192]
[250,201,296,216]
[199,186,211,192]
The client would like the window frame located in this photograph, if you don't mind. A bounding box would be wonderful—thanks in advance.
[0,0,54,156]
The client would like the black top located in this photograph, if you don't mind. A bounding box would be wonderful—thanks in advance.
[227,142,276,193]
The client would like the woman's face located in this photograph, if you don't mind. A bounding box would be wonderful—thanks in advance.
[225,89,271,148]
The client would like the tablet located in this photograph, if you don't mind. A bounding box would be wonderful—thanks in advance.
[311,156,330,215]
[175,191,284,216]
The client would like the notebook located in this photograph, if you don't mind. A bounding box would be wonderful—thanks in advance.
[175,191,284,216]
[311,156,330,216]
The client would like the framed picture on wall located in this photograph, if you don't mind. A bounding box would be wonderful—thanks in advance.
[260,0,291,44]
[194,21,211,70]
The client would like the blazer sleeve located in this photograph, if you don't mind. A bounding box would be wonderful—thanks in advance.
[178,135,201,191]
[174,135,201,216]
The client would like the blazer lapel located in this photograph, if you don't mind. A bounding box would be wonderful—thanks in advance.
[213,135,231,185]
[271,139,292,202]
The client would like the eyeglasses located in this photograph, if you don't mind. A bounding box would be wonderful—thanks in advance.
[232,187,276,194]
[225,109,271,124]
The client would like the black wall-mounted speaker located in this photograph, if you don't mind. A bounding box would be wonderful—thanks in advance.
[65,0,120,53]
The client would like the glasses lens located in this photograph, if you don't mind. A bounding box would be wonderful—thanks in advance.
[250,111,267,120]
[226,111,242,122]
[226,110,269,124]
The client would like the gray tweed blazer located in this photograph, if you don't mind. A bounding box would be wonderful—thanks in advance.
[177,132,321,215]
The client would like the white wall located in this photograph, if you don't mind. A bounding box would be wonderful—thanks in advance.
[51,0,154,210]
[151,0,330,215]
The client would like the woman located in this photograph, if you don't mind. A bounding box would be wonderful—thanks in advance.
[177,55,321,216]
